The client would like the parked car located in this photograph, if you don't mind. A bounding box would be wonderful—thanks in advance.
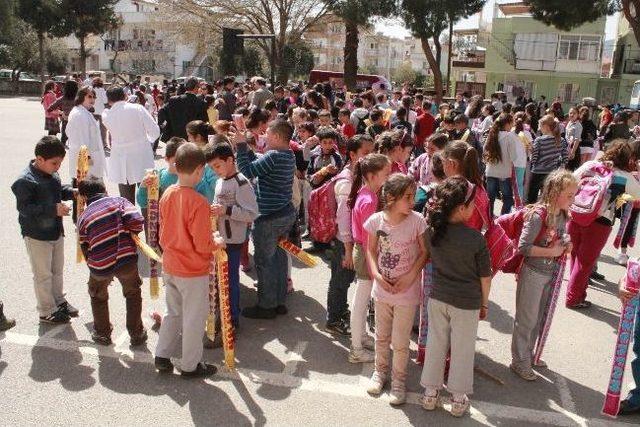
[0,69,40,82]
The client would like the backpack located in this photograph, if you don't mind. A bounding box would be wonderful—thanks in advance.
[495,207,547,274]
[570,162,613,227]
[307,170,349,243]
[355,113,369,134]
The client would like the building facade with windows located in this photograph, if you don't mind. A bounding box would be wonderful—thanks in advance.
[482,3,607,109]
[63,0,200,79]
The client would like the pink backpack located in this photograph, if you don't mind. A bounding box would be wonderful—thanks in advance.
[495,207,547,274]
[570,162,613,227]
[308,171,349,243]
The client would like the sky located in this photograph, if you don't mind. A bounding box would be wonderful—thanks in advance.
[375,0,620,41]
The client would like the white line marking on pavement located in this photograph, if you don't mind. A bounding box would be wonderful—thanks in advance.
[39,324,67,340]
[554,372,578,414]
[113,331,129,351]
[1,331,637,427]
[282,341,308,376]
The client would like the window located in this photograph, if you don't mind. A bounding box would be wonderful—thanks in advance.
[182,60,192,70]
[557,35,601,61]
[557,83,580,102]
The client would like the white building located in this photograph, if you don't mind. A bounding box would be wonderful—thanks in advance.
[63,0,200,79]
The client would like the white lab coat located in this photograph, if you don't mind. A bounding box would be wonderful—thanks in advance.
[65,105,106,179]
[93,87,108,115]
[102,101,160,184]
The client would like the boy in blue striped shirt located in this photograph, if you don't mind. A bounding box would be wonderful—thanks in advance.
[236,119,297,319]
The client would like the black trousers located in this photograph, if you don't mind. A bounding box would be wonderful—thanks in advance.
[527,172,548,204]
[118,183,137,205]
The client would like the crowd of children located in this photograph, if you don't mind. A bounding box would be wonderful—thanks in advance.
[10,81,640,417]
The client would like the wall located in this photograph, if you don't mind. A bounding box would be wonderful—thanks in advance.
[0,80,42,95]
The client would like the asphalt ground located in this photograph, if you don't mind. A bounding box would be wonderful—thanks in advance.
[0,96,639,426]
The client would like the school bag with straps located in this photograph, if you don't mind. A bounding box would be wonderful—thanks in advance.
[570,161,613,227]
[495,207,548,274]
[308,169,349,243]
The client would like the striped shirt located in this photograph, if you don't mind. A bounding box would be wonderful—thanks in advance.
[78,195,144,275]
[530,135,568,174]
[236,143,295,216]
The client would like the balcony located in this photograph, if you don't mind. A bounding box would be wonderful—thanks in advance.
[452,52,485,69]
[623,59,640,75]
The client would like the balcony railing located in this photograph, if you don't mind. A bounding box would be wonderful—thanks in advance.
[452,54,485,68]
[623,59,640,75]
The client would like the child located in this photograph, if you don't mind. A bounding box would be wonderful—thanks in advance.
[11,136,78,324]
[364,174,428,405]
[511,170,576,381]
[205,142,259,328]
[484,114,520,216]
[421,177,492,417]
[77,177,147,346]
[527,115,569,204]
[296,121,318,163]
[409,133,449,187]
[185,121,218,202]
[339,108,356,141]
[318,109,333,128]
[347,153,392,363]
[617,274,640,415]
[236,119,297,319]
[366,110,387,139]
[307,127,343,188]
[154,143,224,377]
[325,135,374,336]
[377,130,409,174]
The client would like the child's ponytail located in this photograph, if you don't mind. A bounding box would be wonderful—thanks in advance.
[426,176,472,246]
[540,114,561,146]
[484,114,510,164]
[347,153,390,210]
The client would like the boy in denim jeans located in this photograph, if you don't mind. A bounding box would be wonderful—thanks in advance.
[236,119,297,319]
[11,136,79,324]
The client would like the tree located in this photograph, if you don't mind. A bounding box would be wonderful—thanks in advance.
[158,0,330,83]
[400,0,485,104]
[392,61,417,86]
[17,0,63,82]
[54,0,120,74]
[282,42,315,79]
[324,0,396,90]
[526,0,618,31]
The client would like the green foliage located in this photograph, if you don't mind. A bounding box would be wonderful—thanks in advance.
[282,42,315,79]
[17,0,61,35]
[325,0,397,25]
[53,0,120,38]
[400,0,485,41]
[241,44,266,78]
[392,61,417,85]
[526,0,618,31]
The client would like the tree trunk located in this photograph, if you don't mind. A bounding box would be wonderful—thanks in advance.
[446,19,453,96]
[38,32,46,83]
[343,18,359,91]
[79,35,87,74]
[623,0,640,51]
[275,42,287,85]
[420,37,443,105]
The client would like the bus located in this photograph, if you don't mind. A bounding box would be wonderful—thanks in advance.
[631,80,640,109]
[308,70,391,91]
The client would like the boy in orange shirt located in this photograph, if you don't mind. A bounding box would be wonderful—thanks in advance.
[154,143,225,378]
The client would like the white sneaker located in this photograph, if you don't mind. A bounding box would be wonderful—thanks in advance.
[389,385,406,406]
[348,347,375,364]
[616,252,630,266]
[450,395,470,417]
[362,334,375,351]
[421,390,440,411]
[366,370,387,395]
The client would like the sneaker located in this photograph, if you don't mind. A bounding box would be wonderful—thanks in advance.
[366,371,387,395]
[341,309,351,323]
[242,305,277,319]
[154,356,174,373]
[325,319,350,336]
[510,363,537,381]
[348,347,375,364]
[39,309,70,324]
[421,390,440,411]
[130,329,148,346]
[567,300,592,310]
[389,386,406,406]
[616,252,630,266]
[362,334,375,351]
[91,331,112,346]
[181,362,217,378]
[533,359,547,368]
[450,396,470,417]
[58,301,79,318]
[618,399,640,415]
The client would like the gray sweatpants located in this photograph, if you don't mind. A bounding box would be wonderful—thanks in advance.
[511,264,554,370]
[420,299,480,395]
[24,236,67,317]
[155,273,209,372]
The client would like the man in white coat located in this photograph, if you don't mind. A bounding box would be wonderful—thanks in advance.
[102,85,160,204]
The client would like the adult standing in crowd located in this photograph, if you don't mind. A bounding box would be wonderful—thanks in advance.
[216,76,237,121]
[102,86,159,204]
[47,80,78,147]
[92,78,109,150]
[41,81,60,136]
[250,77,273,110]
[160,76,208,140]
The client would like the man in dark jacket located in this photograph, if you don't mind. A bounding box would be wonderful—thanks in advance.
[216,76,237,121]
[160,76,208,140]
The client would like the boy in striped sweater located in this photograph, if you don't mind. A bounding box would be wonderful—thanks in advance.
[236,119,297,319]
[77,177,147,346]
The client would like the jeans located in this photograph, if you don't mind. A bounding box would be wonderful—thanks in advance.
[327,239,355,323]
[486,176,514,216]
[527,172,548,204]
[627,302,640,405]
[226,244,241,326]
[252,204,297,309]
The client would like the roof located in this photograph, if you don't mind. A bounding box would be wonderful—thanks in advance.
[498,2,531,15]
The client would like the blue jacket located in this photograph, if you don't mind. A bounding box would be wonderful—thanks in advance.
[11,161,75,241]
